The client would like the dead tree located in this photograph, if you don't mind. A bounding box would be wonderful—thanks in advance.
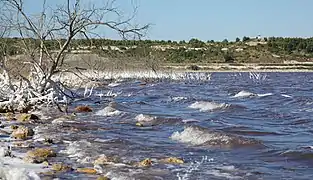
[0,0,149,112]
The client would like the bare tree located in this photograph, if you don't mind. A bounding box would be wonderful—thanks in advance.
[0,0,149,112]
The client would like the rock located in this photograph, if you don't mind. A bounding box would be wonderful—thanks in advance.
[11,126,34,139]
[10,125,18,130]
[75,106,92,113]
[42,161,49,166]
[97,176,110,180]
[76,168,97,174]
[138,158,152,167]
[135,122,144,127]
[5,112,16,121]
[44,138,54,144]
[0,107,13,113]
[0,147,11,157]
[160,157,184,164]
[24,148,56,163]
[17,113,39,122]
[52,163,72,172]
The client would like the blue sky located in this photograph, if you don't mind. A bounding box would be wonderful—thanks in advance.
[24,0,313,41]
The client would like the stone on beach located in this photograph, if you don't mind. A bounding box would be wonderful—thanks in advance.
[138,158,152,167]
[11,126,34,139]
[52,163,73,172]
[17,113,39,122]
[159,157,184,164]
[76,168,97,174]
[75,106,93,113]
[24,148,56,163]
[97,176,111,180]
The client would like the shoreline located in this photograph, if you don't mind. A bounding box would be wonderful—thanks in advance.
[161,63,313,72]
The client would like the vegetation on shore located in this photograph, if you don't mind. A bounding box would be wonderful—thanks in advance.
[2,36,313,65]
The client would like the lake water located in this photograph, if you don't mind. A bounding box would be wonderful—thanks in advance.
[3,72,313,180]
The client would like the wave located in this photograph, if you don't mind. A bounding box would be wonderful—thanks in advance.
[280,150,313,161]
[233,90,256,98]
[60,140,92,163]
[170,126,262,148]
[135,114,182,126]
[233,90,273,98]
[95,104,122,117]
[281,94,292,98]
[170,96,188,102]
[189,101,230,112]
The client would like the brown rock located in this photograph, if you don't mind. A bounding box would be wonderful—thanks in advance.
[5,112,16,121]
[25,148,56,163]
[160,157,184,164]
[76,168,97,174]
[97,176,110,180]
[75,106,92,113]
[10,125,19,130]
[138,158,152,167]
[52,163,72,172]
[17,113,39,122]
[11,126,34,139]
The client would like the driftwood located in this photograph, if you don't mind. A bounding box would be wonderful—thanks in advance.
[0,0,149,111]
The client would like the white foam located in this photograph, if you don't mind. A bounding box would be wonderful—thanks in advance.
[51,117,69,125]
[60,140,92,163]
[0,156,45,180]
[233,91,256,98]
[233,90,272,98]
[189,101,229,112]
[135,114,156,122]
[281,94,292,98]
[171,126,231,146]
[108,82,121,87]
[172,96,188,102]
[0,147,10,157]
[206,169,241,179]
[95,106,121,117]
[182,119,200,123]
[0,167,41,180]
[176,156,212,180]
[257,93,273,97]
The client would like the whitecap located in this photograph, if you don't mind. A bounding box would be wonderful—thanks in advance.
[182,119,200,123]
[135,114,156,122]
[0,167,41,180]
[0,147,10,157]
[233,90,256,98]
[206,168,241,179]
[171,126,231,146]
[0,155,45,180]
[281,94,292,98]
[189,101,229,112]
[257,93,273,97]
[60,140,92,163]
[171,126,260,147]
[171,96,188,102]
[95,106,121,117]
[51,117,69,125]
[108,82,121,87]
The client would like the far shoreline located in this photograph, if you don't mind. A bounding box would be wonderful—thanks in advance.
[161,63,313,73]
